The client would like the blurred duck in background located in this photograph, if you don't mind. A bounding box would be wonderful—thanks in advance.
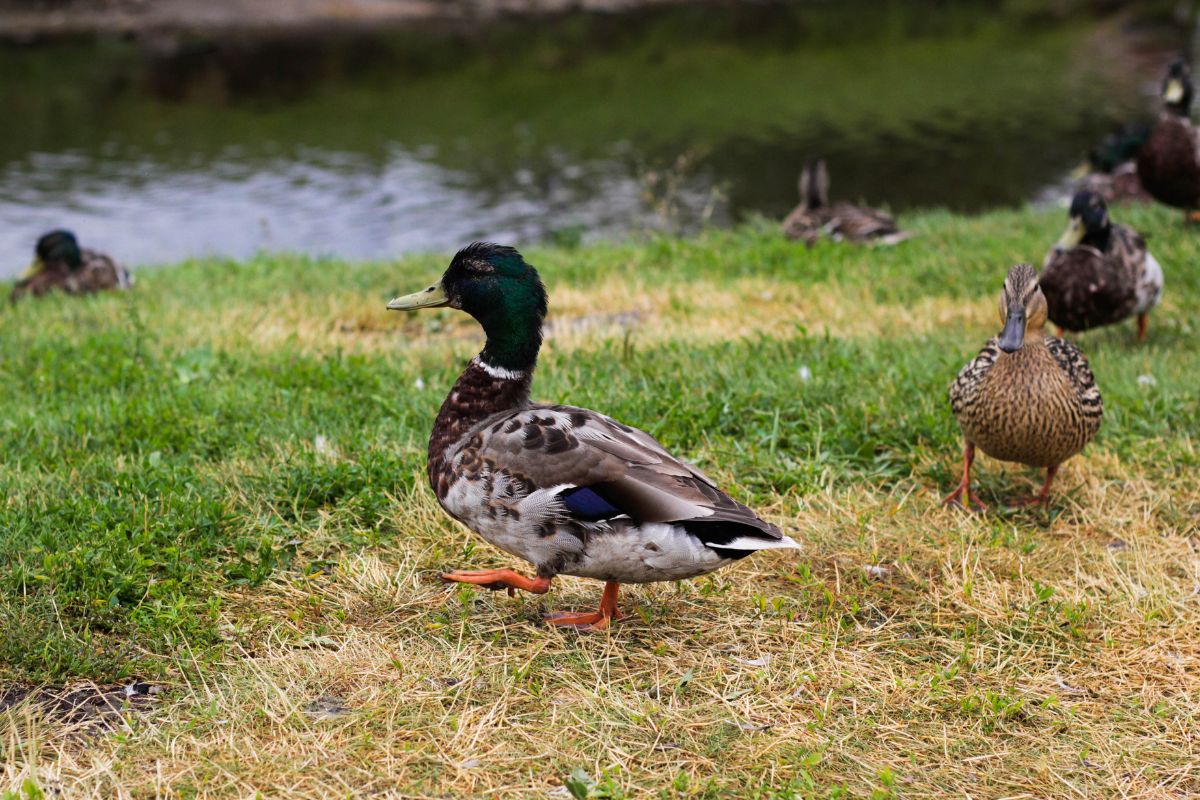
[781,158,912,246]
[1041,191,1162,341]
[1137,60,1200,220]
[10,230,131,303]
[1073,121,1150,204]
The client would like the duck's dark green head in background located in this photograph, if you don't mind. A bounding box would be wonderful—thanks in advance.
[388,242,548,371]
[21,229,82,279]
[1086,122,1150,173]
[1162,59,1193,115]
[1055,190,1111,253]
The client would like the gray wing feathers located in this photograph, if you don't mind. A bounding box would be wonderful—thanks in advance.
[469,405,782,540]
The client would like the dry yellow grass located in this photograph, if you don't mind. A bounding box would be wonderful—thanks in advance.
[3,413,1198,798]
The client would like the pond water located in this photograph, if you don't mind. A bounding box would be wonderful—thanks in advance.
[0,3,1173,276]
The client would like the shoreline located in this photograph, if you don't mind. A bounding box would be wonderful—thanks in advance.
[0,0,696,42]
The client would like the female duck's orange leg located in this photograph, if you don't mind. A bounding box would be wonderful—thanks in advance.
[441,569,551,596]
[942,443,987,513]
[544,581,623,632]
[1137,313,1148,342]
[1009,465,1059,508]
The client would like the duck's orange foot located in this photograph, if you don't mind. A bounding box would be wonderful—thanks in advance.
[441,569,551,596]
[1187,210,1200,223]
[542,610,616,632]
[543,581,623,632]
[942,486,987,513]
[1005,466,1058,509]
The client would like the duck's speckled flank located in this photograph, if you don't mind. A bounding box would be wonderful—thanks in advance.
[951,337,1101,468]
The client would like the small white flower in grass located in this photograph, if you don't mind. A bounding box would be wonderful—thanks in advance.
[1137,374,1156,387]
[314,435,337,458]
[863,564,891,580]
[414,377,426,390]
[798,365,812,382]
[458,758,483,769]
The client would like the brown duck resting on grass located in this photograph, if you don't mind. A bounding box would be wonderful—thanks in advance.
[944,264,1103,511]
[1041,190,1163,341]
[10,230,131,303]
[1137,60,1200,221]
[387,243,798,631]
[781,159,912,246]
[1074,122,1151,204]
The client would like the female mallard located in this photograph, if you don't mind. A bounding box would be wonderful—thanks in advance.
[944,263,1103,510]
[388,243,797,630]
[10,230,131,303]
[1041,190,1163,340]
[1075,122,1150,204]
[781,159,911,245]
[1136,60,1200,219]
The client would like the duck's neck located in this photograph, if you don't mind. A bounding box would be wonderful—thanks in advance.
[427,310,543,494]
[1082,223,1112,252]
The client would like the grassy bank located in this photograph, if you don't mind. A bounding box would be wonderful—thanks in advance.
[2,203,1198,797]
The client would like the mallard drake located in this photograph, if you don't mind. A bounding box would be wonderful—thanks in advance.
[1041,190,1163,340]
[1137,60,1200,219]
[781,159,911,245]
[10,230,131,303]
[1075,122,1151,204]
[944,263,1103,510]
[387,243,797,631]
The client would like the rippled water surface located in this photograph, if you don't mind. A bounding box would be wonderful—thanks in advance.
[0,3,1164,275]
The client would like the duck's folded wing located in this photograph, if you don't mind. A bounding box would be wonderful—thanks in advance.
[1040,248,1137,329]
[475,405,785,548]
[949,338,1001,416]
[1045,338,1103,426]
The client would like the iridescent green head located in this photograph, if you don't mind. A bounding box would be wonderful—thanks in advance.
[388,242,548,372]
[21,229,83,279]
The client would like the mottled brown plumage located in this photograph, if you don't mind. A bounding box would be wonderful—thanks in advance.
[1040,191,1162,338]
[10,230,131,303]
[1078,162,1150,204]
[1137,61,1200,213]
[781,159,911,246]
[945,264,1102,509]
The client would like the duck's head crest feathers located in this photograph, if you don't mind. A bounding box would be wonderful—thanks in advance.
[1162,59,1193,114]
[388,242,547,372]
[997,263,1047,353]
[35,229,82,270]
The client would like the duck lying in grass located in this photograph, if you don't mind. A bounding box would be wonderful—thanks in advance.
[1137,60,1200,221]
[781,159,911,246]
[387,243,797,631]
[1074,122,1150,204]
[10,230,131,303]
[944,264,1103,511]
[1041,190,1163,340]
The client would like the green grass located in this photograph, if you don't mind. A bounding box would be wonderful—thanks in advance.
[1,202,1198,797]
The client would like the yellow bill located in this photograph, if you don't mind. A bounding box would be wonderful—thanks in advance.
[387,279,449,310]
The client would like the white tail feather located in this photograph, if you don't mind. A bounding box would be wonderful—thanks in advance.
[713,534,800,552]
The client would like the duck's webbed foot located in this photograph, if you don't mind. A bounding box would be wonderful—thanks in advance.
[543,581,623,632]
[942,443,986,513]
[441,569,551,596]
[1007,465,1059,508]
